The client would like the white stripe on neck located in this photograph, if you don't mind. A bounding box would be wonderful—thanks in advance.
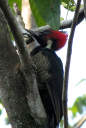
[27,39,40,54]
[46,40,53,49]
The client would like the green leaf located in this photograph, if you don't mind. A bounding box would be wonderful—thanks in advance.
[8,0,22,10]
[69,95,86,118]
[60,17,64,21]
[29,0,60,30]
[69,106,78,117]
[61,0,75,5]
[0,109,2,115]
[61,0,76,11]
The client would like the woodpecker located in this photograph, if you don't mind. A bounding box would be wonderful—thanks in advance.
[23,27,67,128]
[24,26,67,51]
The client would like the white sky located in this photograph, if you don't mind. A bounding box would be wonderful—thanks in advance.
[0,5,86,128]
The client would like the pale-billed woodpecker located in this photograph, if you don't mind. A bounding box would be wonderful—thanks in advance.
[23,26,67,128]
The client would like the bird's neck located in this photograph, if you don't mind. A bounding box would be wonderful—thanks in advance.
[46,39,53,49]
[27,40,40,54]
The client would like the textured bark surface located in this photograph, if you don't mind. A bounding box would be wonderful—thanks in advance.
[0,8,47,128]
[83,0,86,18]
[0,0,47,125]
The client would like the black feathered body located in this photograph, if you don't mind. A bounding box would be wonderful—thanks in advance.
[31,47,63,128]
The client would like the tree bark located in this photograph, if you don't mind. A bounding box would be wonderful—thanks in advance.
[0,8,32,128]
[0,4,47,128]
[83,0,86,18]
[73,114,86,128]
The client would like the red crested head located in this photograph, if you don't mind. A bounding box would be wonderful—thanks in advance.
[24,27,68,51]
[46,30,68,51]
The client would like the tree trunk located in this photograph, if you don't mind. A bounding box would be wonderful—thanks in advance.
[83,0,86,18]
[0,8,47,128]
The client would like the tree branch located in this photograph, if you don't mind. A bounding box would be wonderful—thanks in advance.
[0,8,36,128]
[60,7,85,29]
[83,0,86,18]
[62,0,81,128]
[0,0,47,126]
[73,114,86,128]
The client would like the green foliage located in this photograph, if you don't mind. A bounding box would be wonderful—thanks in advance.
[61,0,75,5]
[8,0,22,10]
[29,0,60,30]
[60,17,64,21]
[0,109,2,115]
[61,0,76,11]
[69,95,86,118]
